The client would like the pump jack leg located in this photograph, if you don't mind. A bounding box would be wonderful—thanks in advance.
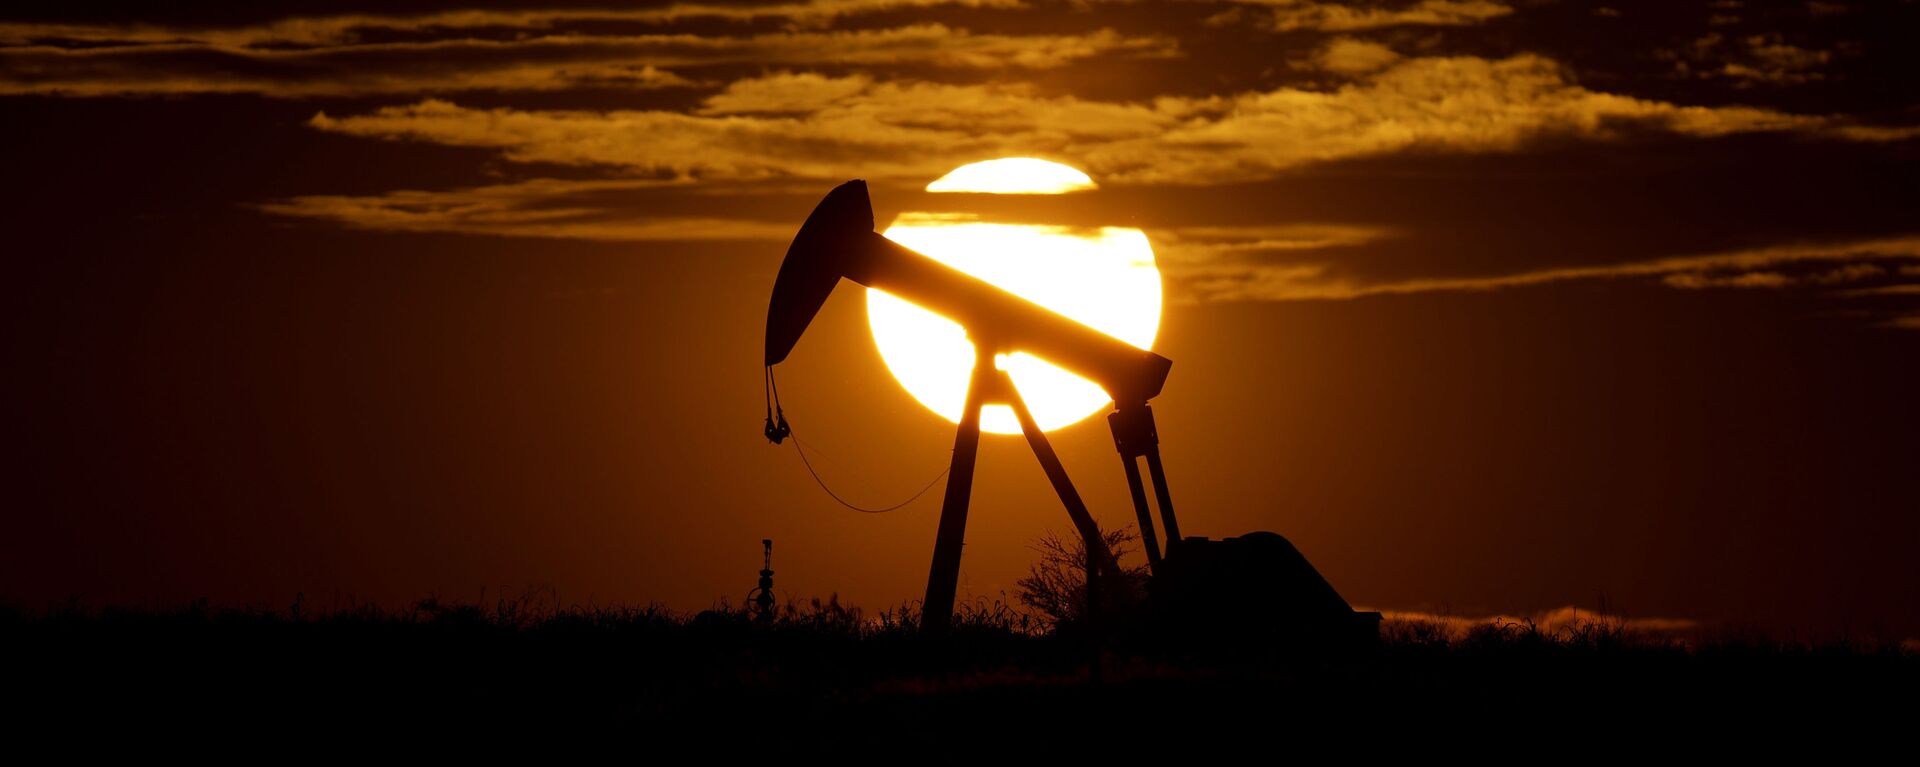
[1002,375,1121,598]
[1109,403,1173,567]
[921,356,991,634]
[1119,457,1162,571]
[1144,448,1181,545]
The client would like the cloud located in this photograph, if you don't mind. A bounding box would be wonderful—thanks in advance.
[1246,0,1515,32]
[0,50,699,97]
[1149,224,1391,263]
[1661,271,1793,289]
[1660,33,1837,87]
[0,24,1169,98]
[1166,234,1920,303]
[261,177,1920,329]
[256,178,1920,333]
[305,54,1880,185]
[1734,35,1832,83]
[259,180,1396,249]
[305,78,1183,181]
[1314,37,1402,75]
[1095,54,1837,182]
[0,2,1028,48]
[1841,284,1920,298]
[255,178,796,241]
[1368,605,1701,641]
[699,72,880,115]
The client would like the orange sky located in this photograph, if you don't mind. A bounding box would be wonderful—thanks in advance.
[2,0,1917,639]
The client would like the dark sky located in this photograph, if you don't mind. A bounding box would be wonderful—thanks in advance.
[4,0,1917,638]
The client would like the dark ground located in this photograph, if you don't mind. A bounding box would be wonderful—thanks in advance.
[4,596,1914,757]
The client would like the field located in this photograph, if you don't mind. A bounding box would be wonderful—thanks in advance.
[4,594,1914,756]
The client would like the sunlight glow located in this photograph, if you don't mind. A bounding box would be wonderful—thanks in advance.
[924,157,1098,194]
[868,159,1161,434]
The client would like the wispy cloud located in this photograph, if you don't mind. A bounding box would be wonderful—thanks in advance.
[256,178,795,241]
[1841,284,1920,298]
[1167,234,1920,304]
[1314,37,1402,75]
[257,179,1920,327]
[0,47,699,97]
[1096,53,1852,182]
[304,54,1886,184]
[260,178,1397,250]
[1247,0,1514,32]
[255,174,1920,338]
[0,23,1169,97]
[1369,605,1702,641]
[1149,224,1391,263]
[1661,32,1837,87]
[304,79,1174,181]
[0,1,1028,48]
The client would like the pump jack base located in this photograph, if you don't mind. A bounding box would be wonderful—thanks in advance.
[1145,531,1382,648]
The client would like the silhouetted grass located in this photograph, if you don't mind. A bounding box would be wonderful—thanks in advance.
[2,595,1913,754]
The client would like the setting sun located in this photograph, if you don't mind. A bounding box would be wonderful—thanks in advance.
[867,158,1163,434]
[922,157,1098,194]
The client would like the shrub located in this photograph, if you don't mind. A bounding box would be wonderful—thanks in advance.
[1013,526,1151,631]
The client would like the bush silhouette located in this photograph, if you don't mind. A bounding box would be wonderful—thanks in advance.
[1013,526,1151,630]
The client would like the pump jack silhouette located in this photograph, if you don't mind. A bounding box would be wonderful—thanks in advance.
[765,180,1378,643]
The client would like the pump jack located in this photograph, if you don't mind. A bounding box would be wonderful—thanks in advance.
[765,180,1378,642]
